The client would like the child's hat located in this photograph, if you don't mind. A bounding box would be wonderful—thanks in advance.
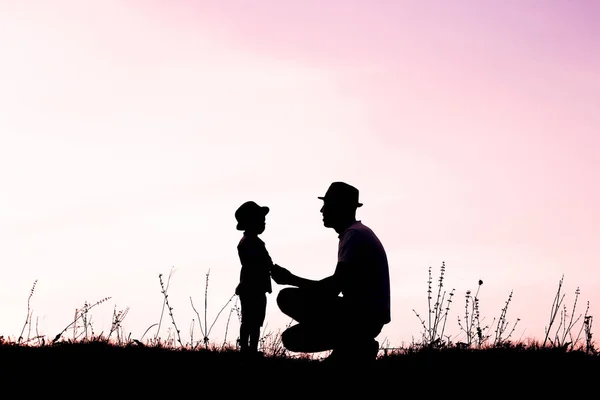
[235,201,269,230]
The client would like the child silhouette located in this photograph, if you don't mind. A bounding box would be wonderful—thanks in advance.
[234,200,275,354]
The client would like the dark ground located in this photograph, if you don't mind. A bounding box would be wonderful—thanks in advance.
[1,342,598,397]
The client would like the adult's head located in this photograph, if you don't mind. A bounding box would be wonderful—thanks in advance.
[235,201,269,234]
[318,182,363,232]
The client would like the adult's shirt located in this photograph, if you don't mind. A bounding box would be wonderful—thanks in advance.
[336,221,391,325]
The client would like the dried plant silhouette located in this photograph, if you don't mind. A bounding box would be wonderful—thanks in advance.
[190,269,236,349]
[411,262,592,353]
[457,279,488,347]
[543,274,594,352]
[18,279,38,345]
[413,262,455,347]
[51,296,112,344]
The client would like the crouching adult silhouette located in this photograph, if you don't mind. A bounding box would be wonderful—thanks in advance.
[271,182,391,365]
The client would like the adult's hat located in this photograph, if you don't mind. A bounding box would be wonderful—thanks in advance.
[318,181,363,207]
[235,201,269,230]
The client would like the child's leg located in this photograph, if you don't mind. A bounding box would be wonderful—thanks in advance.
[239,295,250,352]
[249,295,266,352]
[239,323,249,352]
[240,293,266,353]
[249,326,260,352]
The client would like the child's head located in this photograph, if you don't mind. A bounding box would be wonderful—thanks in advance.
[235,201,269,234]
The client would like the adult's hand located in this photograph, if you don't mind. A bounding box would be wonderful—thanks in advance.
[271,264,294,286]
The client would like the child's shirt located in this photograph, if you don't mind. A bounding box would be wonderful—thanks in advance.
[236,233,273,295]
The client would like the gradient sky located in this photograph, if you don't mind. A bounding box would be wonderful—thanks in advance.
[1,0,598,349]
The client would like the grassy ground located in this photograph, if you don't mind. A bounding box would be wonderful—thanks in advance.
[2,266,597,396]
[1,339,598,397]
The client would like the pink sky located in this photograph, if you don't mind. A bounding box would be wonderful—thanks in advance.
[1,0,598,349]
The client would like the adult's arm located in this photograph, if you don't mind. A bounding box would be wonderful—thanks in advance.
[271,264,342,296]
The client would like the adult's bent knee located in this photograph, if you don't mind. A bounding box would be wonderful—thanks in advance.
[280,327,296,351]
[276,287,297,315]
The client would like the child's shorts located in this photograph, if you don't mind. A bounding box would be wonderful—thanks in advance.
[239,292,267,327]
